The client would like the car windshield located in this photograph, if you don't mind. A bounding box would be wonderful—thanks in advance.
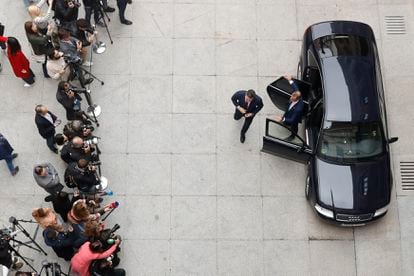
[315,34,370,58]
[318,121,385,162]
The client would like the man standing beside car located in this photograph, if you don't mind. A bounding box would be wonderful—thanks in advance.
[275,75,304,134]
[231,89,263,143]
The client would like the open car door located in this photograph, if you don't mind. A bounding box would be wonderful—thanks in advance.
[267,77,311,112]
[262,118,313,163]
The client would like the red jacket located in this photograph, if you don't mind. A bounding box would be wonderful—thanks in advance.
[0,36,31,79]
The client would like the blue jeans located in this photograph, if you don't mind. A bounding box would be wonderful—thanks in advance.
[1,155,15,173]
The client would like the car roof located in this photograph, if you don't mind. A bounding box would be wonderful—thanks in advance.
[320,56,381,123]
[308,21,375,41]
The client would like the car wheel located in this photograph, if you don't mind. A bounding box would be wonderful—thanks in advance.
[305,175,311,200]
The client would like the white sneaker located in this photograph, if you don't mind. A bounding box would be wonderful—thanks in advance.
[82,61,93,66]
[23,83,31,87]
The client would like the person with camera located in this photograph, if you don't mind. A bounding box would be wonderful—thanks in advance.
[64,119,94,140]
[58,28,92,67]
[84,220,121,268]
[64,158,100,192]
[90,258,126,276]
[71,238,121,276]
[42,225,78,261]
[46,49,71,80]
[56,81,86,120]
[34,104,61,153]
[54,0,80,35]
[60,136,93,163]
[33,163,64,196]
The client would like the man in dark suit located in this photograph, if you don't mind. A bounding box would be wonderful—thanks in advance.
[276,75,305,134]
[0,133,19,176]
[35,105,61,153]
[231,89,264,143]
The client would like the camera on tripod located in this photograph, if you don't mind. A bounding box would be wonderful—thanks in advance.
[63,54,81,65]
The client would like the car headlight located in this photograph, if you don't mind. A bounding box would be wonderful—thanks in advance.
[314,204,334,219]
[373,205,388,217]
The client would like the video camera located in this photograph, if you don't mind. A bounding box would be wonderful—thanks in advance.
[63,54,81,65]
[84,136,99,147]
[40,260,64,276]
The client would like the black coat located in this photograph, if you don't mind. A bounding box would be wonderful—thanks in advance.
[0,133,13,159]
[42,228,76,261]
[35,111,57,139]
[64,162,99,191]
[56,88,83,120]
[54,0,79,23]
[60,142,87,164]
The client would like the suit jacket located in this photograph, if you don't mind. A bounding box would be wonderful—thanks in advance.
[283,99,304,127]
[0,133,13,159]
[35,111,57,139]
[231,91,264,115]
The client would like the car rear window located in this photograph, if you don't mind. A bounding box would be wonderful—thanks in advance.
[314,35,370,57]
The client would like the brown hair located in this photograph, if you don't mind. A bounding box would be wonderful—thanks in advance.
[24,21,36,35]
[32,208,47,218]
[72,200,90,221]
[84,220,100,238]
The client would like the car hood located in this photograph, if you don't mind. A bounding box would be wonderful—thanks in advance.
[316,155,391,213]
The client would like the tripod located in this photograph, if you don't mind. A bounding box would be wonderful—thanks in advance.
[68,63,104,126]
[3,217,49,274]
[95,0,114,45]
[38,261,68,276]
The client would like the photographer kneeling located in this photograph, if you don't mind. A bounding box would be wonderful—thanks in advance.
[47,49,70,80]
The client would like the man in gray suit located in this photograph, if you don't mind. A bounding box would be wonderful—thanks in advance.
[33,163,64,195]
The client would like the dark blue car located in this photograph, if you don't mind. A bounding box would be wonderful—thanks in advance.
[262,21,398,226]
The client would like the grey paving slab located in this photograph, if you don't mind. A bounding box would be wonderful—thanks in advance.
[263,196,308,240]
[310,240,356,276]
[171,153,217,195]
[217,241,263,276]
[171,196,216,240]
[217,153,261,195]
[217,196,263,240]
[216,39,257,76]
[174,3,216,39]
[263,240,310,276]
[126,154,172,195]
[170,240,216,276]
[216,4,257,39]
[355,240,402,276]
[172,75,216,113]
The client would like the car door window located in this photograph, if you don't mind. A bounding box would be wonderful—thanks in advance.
[266,119,306,147]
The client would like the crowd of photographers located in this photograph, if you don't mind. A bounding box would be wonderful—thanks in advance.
[0,0,130,275]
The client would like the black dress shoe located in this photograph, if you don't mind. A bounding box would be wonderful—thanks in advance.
[240,134,246,143]
[104,6,115,12]
[121,19,133,25]
[11,166,19,176]
[12,153,18,159]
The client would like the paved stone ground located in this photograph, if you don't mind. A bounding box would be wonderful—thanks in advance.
[1,0,414,275]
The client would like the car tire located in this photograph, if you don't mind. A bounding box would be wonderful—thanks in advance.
[305,175,311,200]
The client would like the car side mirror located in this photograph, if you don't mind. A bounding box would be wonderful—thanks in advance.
[388,137,398,144]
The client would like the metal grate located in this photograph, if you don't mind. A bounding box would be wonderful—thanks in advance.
[400,161,414,191]
[385,16,406,35]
